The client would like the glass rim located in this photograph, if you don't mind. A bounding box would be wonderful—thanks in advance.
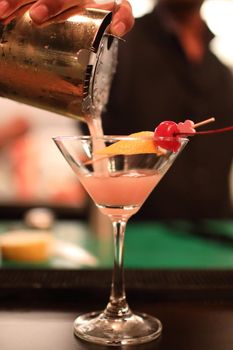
[53,135,189,142]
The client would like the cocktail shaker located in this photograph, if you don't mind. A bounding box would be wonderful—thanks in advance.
[0,3,119,121]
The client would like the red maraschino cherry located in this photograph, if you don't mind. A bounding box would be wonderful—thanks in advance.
[154,121,181,152]
[154,118,216,152]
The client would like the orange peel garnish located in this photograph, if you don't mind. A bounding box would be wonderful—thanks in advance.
[96,131,162,155]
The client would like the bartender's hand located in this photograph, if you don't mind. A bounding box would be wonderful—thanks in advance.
[0,0,134,36]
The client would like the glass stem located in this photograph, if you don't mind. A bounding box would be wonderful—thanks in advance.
[105,217,131,318]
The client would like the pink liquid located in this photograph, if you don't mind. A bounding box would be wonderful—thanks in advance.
[79,171,161,218]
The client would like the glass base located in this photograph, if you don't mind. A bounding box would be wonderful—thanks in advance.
[74,310,162,346]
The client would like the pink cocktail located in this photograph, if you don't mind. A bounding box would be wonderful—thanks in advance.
[79,171,161,217]
[54,134,188,346]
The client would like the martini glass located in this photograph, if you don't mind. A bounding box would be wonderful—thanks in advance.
[53,135,188,346]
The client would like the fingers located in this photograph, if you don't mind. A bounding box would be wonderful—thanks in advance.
[29,0,80,24]
[0,0,32,19]
[0,0,134,37]
[111,0,134,36]
[29,0,135,33]
[0,0,80,21]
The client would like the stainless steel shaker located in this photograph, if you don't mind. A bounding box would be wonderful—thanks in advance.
[0,4,118,121]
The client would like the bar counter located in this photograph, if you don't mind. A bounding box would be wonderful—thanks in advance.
[0,220,233,349]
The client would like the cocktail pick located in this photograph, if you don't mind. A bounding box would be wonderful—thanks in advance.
[176,117,215,135]
[193,117,216,129]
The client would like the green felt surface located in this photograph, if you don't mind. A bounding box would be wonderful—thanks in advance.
[0,220,233,269]
[124,221,233,268]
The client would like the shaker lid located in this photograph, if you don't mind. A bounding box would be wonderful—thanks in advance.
[83,34,118,116]
[79,8,119,117]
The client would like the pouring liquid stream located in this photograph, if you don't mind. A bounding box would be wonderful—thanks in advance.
[85,112,109,173]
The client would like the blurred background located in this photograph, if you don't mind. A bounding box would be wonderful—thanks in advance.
[131,0,233,68]
[0,0,232,270]
[0,0,232,217]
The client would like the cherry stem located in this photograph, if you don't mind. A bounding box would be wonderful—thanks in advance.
[177,125,233,136]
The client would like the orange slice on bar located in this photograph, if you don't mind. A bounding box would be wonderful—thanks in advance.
[0,231,52,263]
[96,131,161,155]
